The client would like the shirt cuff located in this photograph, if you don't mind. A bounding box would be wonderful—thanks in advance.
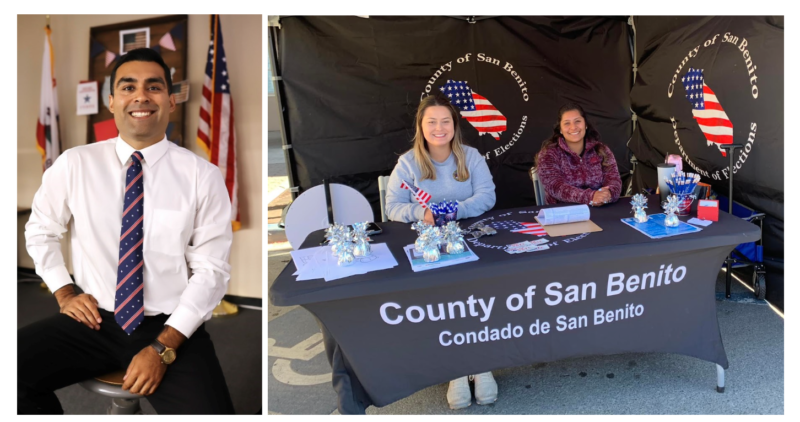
[41,265,73,295]
[415,205,426,221]
[165,304,206,339]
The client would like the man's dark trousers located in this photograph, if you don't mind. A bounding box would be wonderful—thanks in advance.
[18,309,235,414]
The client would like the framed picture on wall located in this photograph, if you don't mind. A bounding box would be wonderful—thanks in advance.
[119,27,150,54]
[87,15,188,145]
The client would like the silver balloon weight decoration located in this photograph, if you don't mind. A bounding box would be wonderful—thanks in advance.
[351,222,372,257]
[662,195,681,227]
[630,193,649,223]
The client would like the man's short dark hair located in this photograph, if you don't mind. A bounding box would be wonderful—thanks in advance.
[110,48,172,96]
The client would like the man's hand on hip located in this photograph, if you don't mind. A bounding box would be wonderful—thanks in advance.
[55,285,102,330]
[123,346,168,396]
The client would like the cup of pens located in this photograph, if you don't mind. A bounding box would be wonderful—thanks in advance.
[430,200,458,227]
[664,172,700,216]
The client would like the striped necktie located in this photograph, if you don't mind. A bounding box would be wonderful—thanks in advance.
[115,151,145,334]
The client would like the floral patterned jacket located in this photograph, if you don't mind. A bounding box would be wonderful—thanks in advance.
[536,136,622,205]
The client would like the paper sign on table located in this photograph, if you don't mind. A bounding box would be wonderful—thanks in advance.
[293,244,398,282]
[403,244,478,272]
[687,218,713,227]
[290,247,320,275]
[321,243,398,282]
[621,213,702,239]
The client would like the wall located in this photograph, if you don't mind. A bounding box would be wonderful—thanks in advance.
[17,14,262,298]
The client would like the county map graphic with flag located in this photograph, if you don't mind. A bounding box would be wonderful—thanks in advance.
[439,80,507,140]
[490,220,547,236]
[681,67,733,157]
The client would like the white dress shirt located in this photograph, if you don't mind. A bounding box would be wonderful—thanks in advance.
[25,136,233,338]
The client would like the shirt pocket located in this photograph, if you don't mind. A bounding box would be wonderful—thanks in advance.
[150,209,191,256]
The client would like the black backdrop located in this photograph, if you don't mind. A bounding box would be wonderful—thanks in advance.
[278,16,632,211]
[274,16,783,308]
[629,16,784,308]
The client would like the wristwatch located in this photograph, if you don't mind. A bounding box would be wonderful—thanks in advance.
[150,340,177,365]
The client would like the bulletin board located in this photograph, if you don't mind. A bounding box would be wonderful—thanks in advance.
[87,15,188,145]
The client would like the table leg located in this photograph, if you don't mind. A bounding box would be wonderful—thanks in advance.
[725,259,733,298]
[716,364,725,393]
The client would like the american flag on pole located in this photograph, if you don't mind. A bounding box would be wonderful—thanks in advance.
[439,80,507,140]
[197,15,240,231]
[681,68,733,157]
[35,25,60,172]
[399,179,431,208]
[490,220,547,236]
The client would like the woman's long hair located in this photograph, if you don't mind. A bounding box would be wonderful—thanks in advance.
[535,102,608,167]
[412,95,470,182]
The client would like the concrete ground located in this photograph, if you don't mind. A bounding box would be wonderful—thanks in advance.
[265,130,784,415]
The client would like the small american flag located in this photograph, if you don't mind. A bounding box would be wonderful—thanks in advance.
[399,179,431,208]
[196,15,240,231]
[490,221,547,236]
[123,32,147,52]
[439,80,507,140]
[681,68,733,157]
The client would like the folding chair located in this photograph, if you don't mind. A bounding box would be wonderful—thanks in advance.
[378,175,390,222]
[529,166,546,206]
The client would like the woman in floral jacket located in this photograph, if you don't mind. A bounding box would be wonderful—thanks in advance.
[536,103,622,206]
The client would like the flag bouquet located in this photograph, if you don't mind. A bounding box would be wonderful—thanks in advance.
[664,172,700,216]
[665,172,701,196]
[430,200,458,227]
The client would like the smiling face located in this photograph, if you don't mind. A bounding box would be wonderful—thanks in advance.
[109,60,175,145]
[560,109,586,146]
[421,105,455,149]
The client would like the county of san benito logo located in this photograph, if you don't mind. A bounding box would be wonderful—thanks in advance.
[465,210,590,251]
[420,53,530,159]
[666,32,760,181]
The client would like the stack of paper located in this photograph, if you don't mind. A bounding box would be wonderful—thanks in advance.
[402,244,479,272]
[290,243,399,282]
[536,204,590,225]
[534,204,602,237]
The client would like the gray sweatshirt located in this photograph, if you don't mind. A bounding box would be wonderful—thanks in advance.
[386,146,496,223]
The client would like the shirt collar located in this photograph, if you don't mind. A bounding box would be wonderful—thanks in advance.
[558,136,598,157]
[115,135,169,167]
[431,151,454,167]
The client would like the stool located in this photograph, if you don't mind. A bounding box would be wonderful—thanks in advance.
[79,370,144,414]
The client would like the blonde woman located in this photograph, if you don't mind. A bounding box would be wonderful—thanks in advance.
[385,95,497,409]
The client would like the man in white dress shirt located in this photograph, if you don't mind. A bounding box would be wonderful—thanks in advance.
[20,48,235,414]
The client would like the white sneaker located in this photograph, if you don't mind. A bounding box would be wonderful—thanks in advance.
[446,376,472,410]
[472,372,498,405]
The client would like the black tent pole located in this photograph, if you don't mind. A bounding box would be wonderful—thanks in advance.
[721,143,742,298]
[269,22,300,201]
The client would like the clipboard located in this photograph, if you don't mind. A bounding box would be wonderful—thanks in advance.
[534,216,603,237]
